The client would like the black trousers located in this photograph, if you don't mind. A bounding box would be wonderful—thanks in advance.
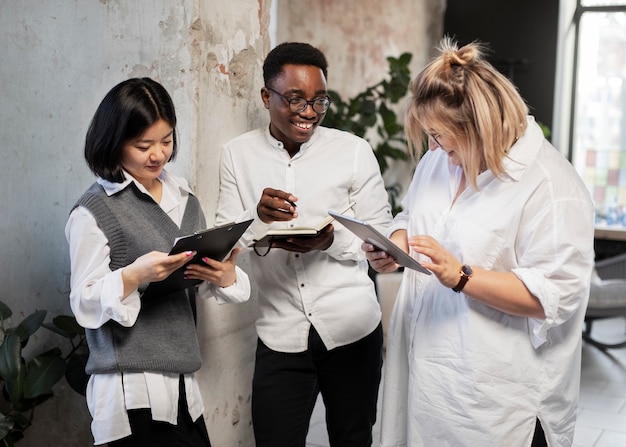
[252,323,383,447]
[531,418,547,447]
[108,375,211,447]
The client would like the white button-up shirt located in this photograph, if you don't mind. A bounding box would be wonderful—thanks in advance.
[65,170,250,445]
[215,126,392,352]
[380,117,595,447]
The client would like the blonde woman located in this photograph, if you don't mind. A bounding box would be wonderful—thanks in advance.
[365,38,594,447]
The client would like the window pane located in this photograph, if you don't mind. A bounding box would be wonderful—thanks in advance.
[572,11,626,219]
[582,0,626,6]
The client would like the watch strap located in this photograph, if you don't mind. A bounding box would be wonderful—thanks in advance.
[452,265,472,293]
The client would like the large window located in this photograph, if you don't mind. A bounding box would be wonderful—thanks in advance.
[562,0,626,222]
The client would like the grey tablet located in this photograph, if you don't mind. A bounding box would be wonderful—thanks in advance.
[328,211,431,275]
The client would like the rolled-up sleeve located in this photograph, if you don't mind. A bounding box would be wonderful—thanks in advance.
[513,195,594,348]
[198,266,251,304]
[65,207,141,329]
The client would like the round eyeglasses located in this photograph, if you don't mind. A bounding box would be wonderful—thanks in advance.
[267,87,331,114]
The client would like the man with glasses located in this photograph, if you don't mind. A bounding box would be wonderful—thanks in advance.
[215,42,392,446]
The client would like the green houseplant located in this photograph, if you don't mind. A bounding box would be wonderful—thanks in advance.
[324,53,414,215]
[0,302,88,446]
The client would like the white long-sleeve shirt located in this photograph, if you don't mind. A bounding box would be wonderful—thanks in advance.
[215,126,392,352]
[66,170,250,445]
[380,117,595,447]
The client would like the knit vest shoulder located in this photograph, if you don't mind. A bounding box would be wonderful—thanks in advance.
[74,181,206,375]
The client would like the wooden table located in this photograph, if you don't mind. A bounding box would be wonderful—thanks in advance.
[595,224,626,242]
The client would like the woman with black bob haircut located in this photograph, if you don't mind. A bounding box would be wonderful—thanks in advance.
[85,77,179,182]
[66,77,250,447]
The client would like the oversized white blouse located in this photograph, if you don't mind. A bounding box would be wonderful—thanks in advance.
[380,117,595,447]
[65,170,250,445]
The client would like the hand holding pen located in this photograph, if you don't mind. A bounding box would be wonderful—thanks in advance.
[257,187,298,223]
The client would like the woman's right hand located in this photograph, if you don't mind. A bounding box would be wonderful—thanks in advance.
[120,250,196,299]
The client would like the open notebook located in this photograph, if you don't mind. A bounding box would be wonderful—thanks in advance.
[251,203,355,248]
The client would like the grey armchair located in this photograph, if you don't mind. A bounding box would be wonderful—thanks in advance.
[583,253,626,350]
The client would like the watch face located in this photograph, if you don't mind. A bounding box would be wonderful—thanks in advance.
[461,265,473,276]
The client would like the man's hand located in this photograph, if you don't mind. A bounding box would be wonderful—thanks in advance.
[257,187,298,223]
[272,224,334,253]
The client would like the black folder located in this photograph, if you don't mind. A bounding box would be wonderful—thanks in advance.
[143,219,253,298]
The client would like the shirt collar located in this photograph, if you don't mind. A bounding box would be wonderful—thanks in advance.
[499,116,544,182]
[263,124,320,157]
[97,168,193,196]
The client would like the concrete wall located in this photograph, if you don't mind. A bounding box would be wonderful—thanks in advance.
[1,1,267,445]
[0,0,442,445]
[275,0,446,199]
[276,0,445,98]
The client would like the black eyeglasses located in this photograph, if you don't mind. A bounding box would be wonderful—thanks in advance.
[266,87,331,114]
[427,133,445,150]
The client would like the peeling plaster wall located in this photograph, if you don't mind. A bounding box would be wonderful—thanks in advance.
[0,0,266,445]
[275,0,446,200]
[275,0,445,97]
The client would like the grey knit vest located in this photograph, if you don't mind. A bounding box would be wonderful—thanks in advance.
[74,181,206,375]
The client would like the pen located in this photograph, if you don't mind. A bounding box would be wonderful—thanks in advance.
[285,199,297,208]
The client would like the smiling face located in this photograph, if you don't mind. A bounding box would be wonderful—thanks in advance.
[121,118,174,190]
[262,63,328,156]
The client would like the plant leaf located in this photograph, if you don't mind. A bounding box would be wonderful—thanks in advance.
[0,334,22,380]
[14,310,46,342]
[41,322,71,338]
[65,354,89,396]
[39,348,62,358]
[23,355,65,399]
[0,412,14,442]
[0,302,12,321]
[4,363,26,405]
[44,315,85,338]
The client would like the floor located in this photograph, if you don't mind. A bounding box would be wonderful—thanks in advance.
[305,317,626,447]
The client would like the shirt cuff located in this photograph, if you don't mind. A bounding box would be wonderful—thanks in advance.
[101,269,141,327]
[201,266,251,304]
[512,267,559,348]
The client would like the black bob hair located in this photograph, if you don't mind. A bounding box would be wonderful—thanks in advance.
[84,77,178,183]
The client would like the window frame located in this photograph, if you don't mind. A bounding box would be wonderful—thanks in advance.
[555,0,626,161]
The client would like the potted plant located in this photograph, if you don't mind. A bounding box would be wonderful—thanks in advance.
[324,52,414,215]
[0,301,88,446]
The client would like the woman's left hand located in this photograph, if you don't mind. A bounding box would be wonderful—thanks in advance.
[409,235,462,289]
[183,247,240,288]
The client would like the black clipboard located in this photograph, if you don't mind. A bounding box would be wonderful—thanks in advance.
[143,219,253,298]
[328,211,431,275]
